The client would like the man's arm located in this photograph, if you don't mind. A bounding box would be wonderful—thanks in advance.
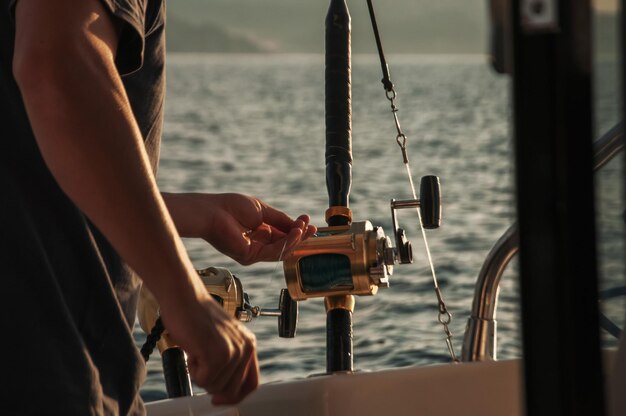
[13,0,257,404]
[13,0,192,304]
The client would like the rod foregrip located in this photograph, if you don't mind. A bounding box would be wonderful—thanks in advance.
[326,308,354,372]
[325,0,352,218]
[161,347,193,398]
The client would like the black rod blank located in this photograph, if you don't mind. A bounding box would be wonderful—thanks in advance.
[324,0,355,375]
[325,0,352,224]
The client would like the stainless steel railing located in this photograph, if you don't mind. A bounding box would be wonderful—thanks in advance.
[461,121,624,362]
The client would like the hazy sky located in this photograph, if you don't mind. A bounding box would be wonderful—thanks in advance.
[166,1,619,54]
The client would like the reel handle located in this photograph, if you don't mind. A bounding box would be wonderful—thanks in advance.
[278,289,298,338]
[390,175,442,264]
[420,175,442,229]
[239,289,299,338]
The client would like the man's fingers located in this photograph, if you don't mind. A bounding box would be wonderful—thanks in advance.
[238,226,302,264]
[261,227,302,261]
[187,328,258,404]
[207,332,253,396]
[210,344,259,405]
[249,224,281,243]
[265,215,311,243]
[303,224,317,239]
[187,354,224,392]
[257,202,301,232]
[237,355,260,402]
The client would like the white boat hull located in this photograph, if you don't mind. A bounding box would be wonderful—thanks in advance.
[146,359,523,416]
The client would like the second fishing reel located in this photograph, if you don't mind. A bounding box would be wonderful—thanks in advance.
[138,267,298,356]
[283,175,441,300]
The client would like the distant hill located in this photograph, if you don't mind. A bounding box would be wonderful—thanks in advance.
[165,0,488,54]
[166,14,270,53]
[165,2,620,55]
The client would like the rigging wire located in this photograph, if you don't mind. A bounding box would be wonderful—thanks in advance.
[366,0,458,362]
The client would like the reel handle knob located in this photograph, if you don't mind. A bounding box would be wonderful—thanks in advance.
[420,175,442,229]
[278,288,298,338]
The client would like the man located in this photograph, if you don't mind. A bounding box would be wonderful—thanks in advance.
[0,0,315,414]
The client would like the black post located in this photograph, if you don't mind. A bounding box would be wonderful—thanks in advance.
[324,0,354,373]
[512,1,605,415]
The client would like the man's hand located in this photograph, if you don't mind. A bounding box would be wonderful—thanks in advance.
[163,193,317,265]
[159,290,259,405]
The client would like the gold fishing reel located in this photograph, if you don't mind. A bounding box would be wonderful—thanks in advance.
[138,267,298,353]
[283,221,395,300]
[282,175,442,301]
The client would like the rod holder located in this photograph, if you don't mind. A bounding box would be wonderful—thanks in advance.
[161,347,193,398]
[325,295,355,372]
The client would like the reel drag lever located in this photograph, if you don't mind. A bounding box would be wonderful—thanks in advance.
[239,288,298,338]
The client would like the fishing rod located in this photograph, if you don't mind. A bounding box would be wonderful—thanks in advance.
[282,0,448,373]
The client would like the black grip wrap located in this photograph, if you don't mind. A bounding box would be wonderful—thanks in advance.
[326,308,353,372]
[140,317,165,362]
[419,175,442,229]
[325,0,352,218]
[161,347,193,398]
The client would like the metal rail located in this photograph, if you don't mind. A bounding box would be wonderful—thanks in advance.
[461,121,624,362]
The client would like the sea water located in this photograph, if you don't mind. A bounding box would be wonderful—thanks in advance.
[136,53,625,401]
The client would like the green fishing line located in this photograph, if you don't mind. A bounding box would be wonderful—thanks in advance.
[299,254,353,292]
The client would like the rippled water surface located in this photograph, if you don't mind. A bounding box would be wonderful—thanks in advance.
[136,54,625,401]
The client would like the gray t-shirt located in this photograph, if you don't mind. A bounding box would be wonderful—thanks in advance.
[0,1,165,414]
